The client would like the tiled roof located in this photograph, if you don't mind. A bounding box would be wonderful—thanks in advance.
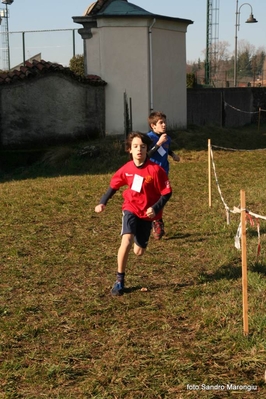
[0,59,106,86]
[85,0,151,16]
[80,0,193,24]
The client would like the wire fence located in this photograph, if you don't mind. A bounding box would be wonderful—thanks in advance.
[0,29,84,71]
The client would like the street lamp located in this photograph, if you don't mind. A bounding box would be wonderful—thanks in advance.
[1,0,14,70]
[234,1,257,87]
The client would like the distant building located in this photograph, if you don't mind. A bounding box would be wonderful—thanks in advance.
[73,0,193,135]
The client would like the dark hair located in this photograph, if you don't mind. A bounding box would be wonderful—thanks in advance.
[125,132,153,155]
[148,111,166,128]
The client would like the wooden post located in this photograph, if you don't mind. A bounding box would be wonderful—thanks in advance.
[226,209,230,225]
[241,189,248,336]
[208,139,211,207]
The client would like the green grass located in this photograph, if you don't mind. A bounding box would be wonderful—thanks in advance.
[1,124,266,398]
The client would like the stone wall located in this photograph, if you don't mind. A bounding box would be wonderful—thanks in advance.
[0,69,106,149]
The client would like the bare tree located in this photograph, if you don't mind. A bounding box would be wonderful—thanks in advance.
[187,40,266,87]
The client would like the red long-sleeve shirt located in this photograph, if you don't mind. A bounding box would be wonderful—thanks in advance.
[100,158,172,221]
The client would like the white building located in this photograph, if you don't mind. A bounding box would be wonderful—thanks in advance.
[73,0,193,135]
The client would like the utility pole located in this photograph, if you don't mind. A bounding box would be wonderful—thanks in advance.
[205,0,220,86]
[0,0,14,70]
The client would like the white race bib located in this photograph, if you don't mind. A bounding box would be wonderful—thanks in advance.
[131,174,144,192]
[158,146,166,156]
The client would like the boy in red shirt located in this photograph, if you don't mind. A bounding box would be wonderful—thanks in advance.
[95,132,172,296]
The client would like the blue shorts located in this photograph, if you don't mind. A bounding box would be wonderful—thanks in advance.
[121,210,152,249]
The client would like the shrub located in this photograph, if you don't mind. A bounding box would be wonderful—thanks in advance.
[69,54,85,76]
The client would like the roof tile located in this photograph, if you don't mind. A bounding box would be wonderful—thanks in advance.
[0,59,106,86]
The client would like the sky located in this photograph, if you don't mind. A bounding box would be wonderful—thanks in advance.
[1,0,265,69]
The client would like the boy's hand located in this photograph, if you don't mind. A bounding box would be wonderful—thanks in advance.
[157,133,168,146]
[146,207,155,218]
[172,153,180,162]
[95,204,106,213]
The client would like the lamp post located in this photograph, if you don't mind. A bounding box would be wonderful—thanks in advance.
[1,0,14,70]
[234,1,258,87]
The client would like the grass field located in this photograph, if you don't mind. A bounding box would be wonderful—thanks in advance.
[1,125,266,398]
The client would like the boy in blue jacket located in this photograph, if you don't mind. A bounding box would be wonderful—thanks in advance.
[147,111,179,239]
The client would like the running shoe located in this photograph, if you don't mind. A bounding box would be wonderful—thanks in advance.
[111,281,124,296]
[152,220,165,240]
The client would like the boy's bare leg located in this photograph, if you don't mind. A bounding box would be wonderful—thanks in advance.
[117,235,146,272]
[113,234,146,295]
[133,243,145,256]
[117,234,134,273]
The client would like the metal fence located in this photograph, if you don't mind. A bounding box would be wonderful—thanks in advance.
[0,28,84,71]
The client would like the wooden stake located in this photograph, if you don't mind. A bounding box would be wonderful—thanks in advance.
[226,208,230,225]
[240,189,248,336]
[208,139,211,207]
